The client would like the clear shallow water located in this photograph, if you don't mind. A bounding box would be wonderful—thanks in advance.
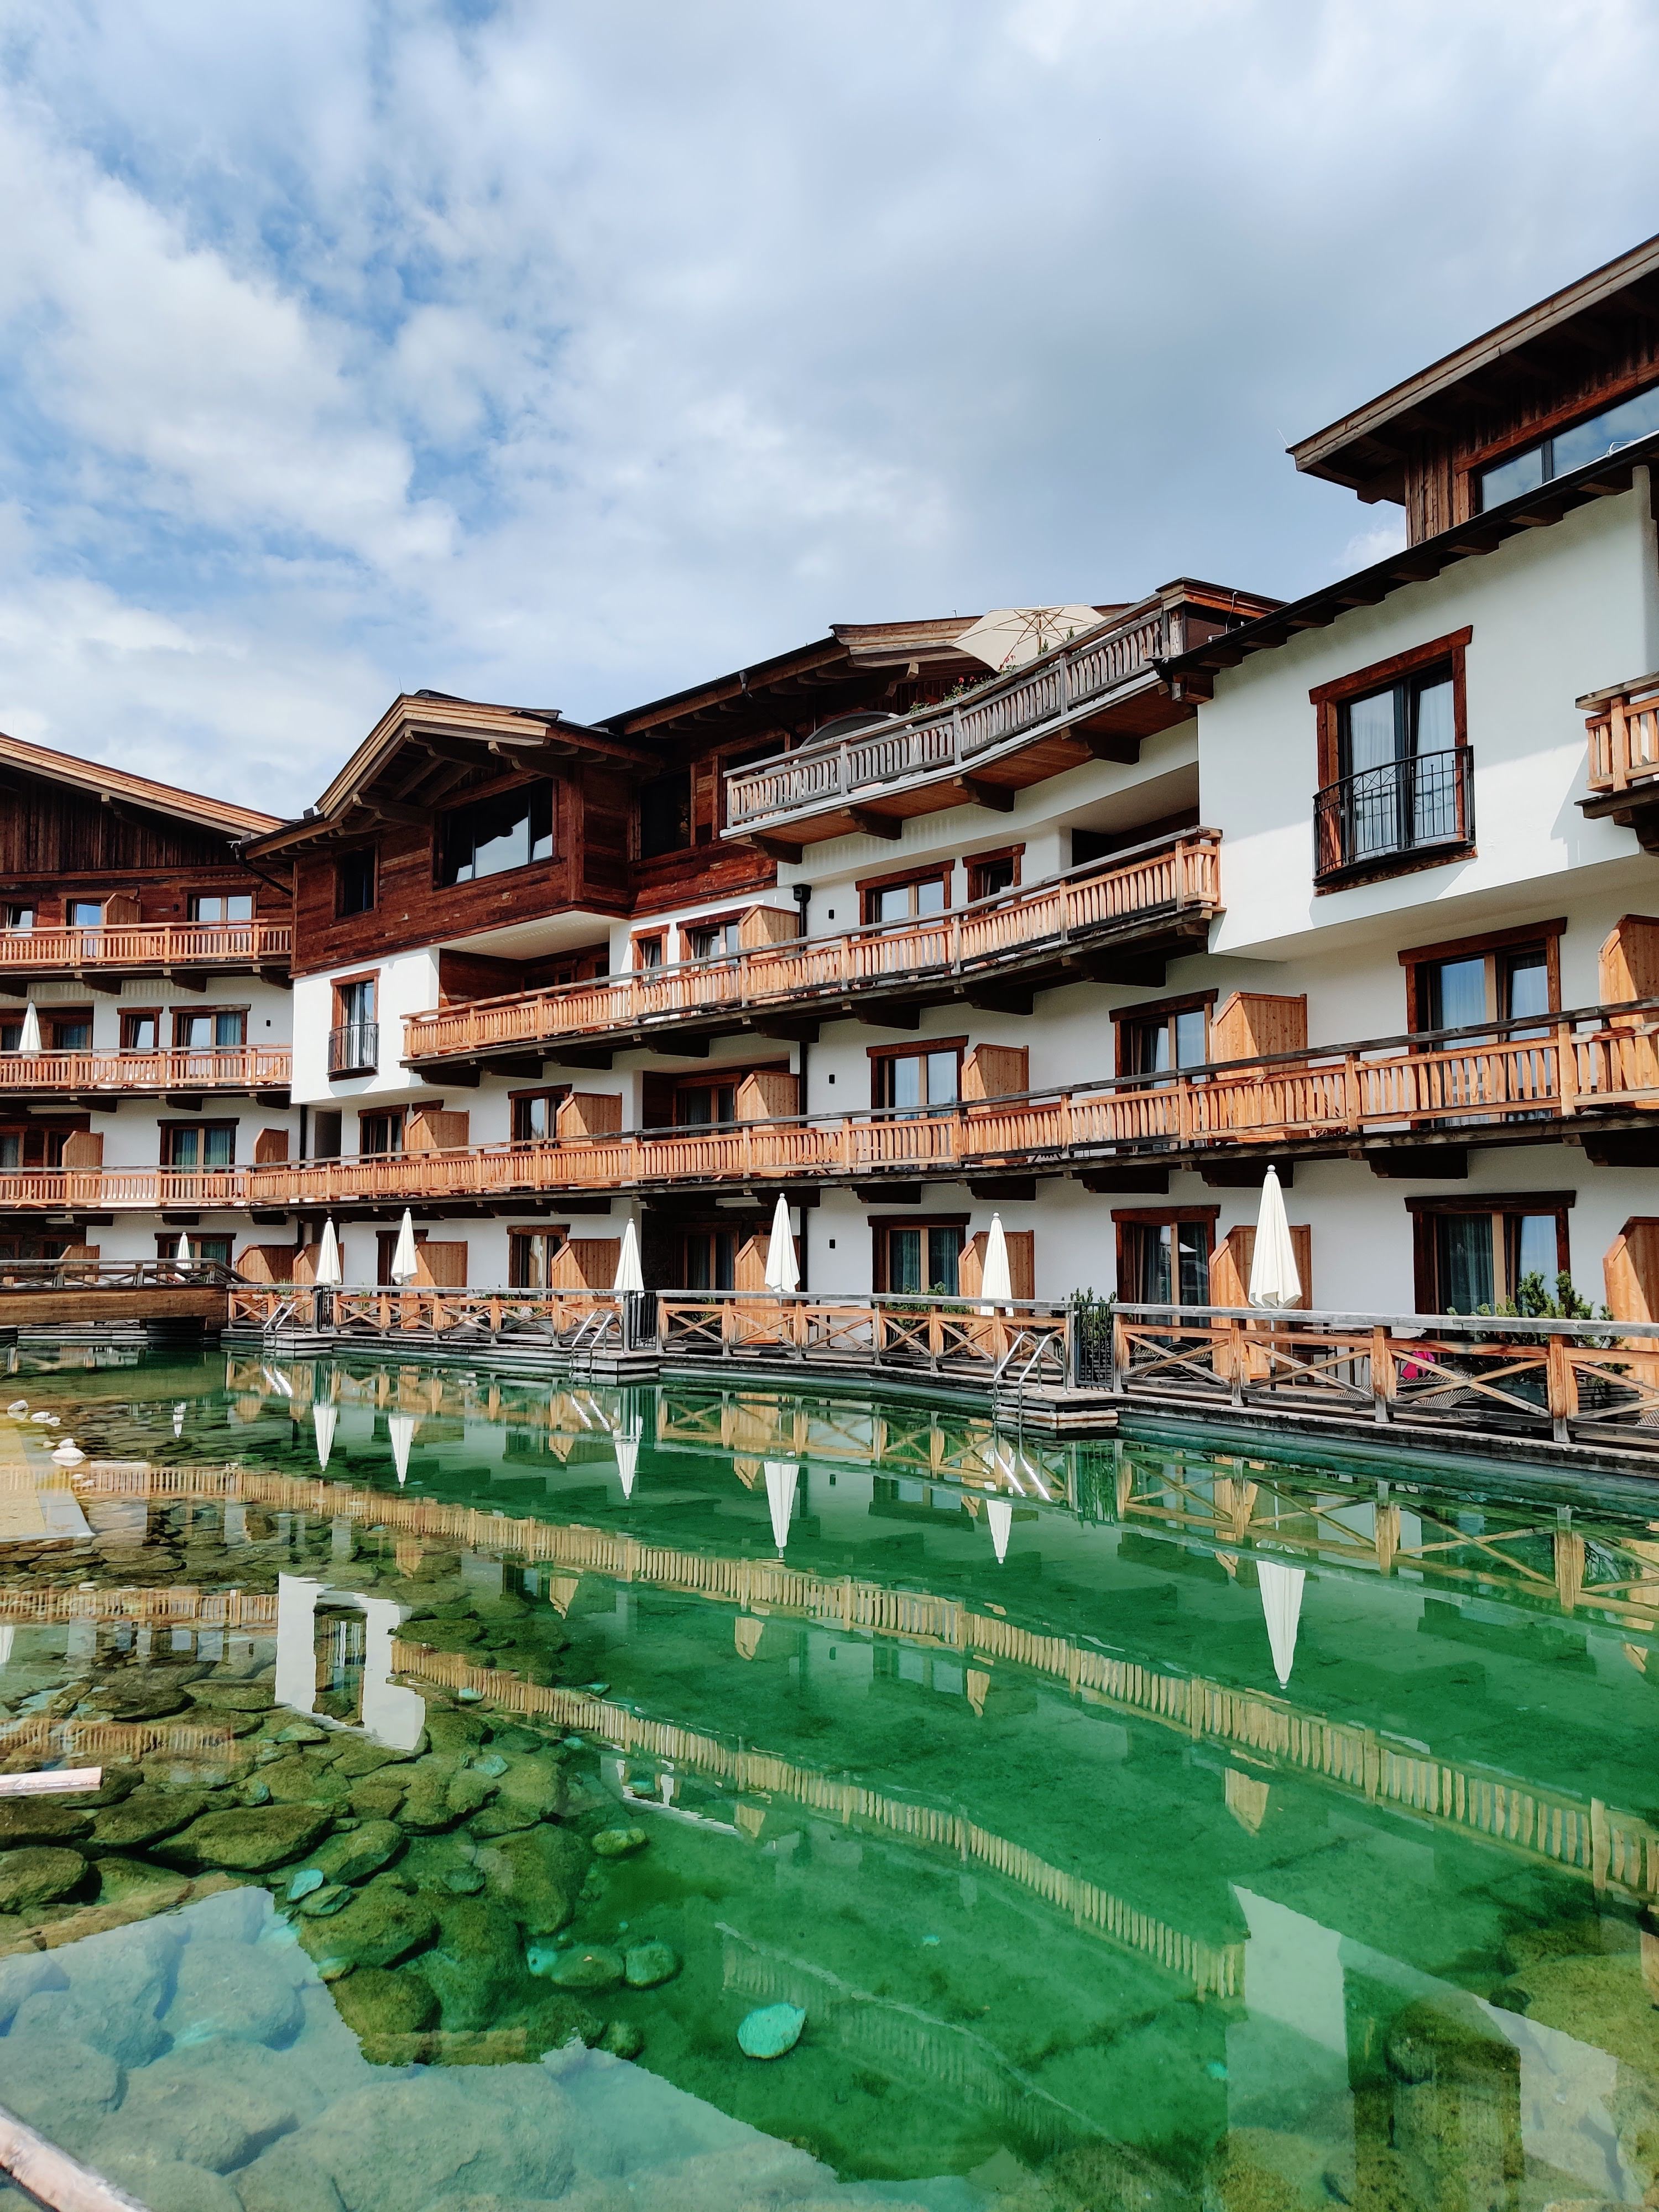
[3,1349,1659,2209]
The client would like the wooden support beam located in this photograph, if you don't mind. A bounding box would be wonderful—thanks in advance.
[1365,1147,1469,1180]
[965,985,1034,1016]
[968,1177,1038,1201]
[855,1004,919,1031]
[1078,728,1144,764]
[1073,951,1166,988]
[750,834,805,864]
[848,808,903,842]
[163,969,207,993]
[951,778,1015,813]
[646,1035,709,1057]
[1074,1167,1168,1195]
[855,1182,921,1203]
[1201,1160,1292,1189]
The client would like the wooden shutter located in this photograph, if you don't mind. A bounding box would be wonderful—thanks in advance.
[1211,994,1308,1063]
[414,1240,468,1288]
[1600,916,1659,1006]
[962,1045,1030,1100]
[735,1236,768,1292]
[406,1109,469,1153]
[555,1093,623,1140]
[60,1243,100,1262]
[60,1131,103,1168]
[1605,1219,1659,1322]
[546,1238,620,1289]
[735,1069,800,1120]
[738,905,799,948]
[1210,1223,1311,1308]
[959,1230,1034,1301]
[253,1128,289,1165]
[102,895,140,925]
[236,1244,299,1282]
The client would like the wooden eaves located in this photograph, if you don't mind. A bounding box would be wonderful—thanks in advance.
[1158,425,1659,701]
[0,729,280,842]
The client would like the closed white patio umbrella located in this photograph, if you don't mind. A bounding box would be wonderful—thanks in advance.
[1258,1559,1306,1688]
[981,1214,1013,1305]
[614,1218,644,1295]
[315,1218,342,1286]
[764,1459,798,1553]
[314,1400,337,1472]
[985,1496,1014,1564]
[389,1209,419,1285]
[389,1411,416,1486]
[15,1004,40,1055]
[1248,1168,1301,1310]
[763,1196,799,1294]
[175,1233,192,1267]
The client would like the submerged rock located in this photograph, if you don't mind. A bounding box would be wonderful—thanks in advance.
[737,2002,805,2059]
[420,1896,524,2032]
[294,2064,579,2209]
[0,1798,94,1846]
[330,1964,439,2042]
[92,2037,305,2173]
[0,1845,87,1912]
[600,2019,644,2060]
[486,1822,589,1934]
[296,1885,352,1918]
[167,1936,306,2048]
[0,2029,121,2147]
[309,1819,405,1887]
[163,1803,335,1872]
[526,1943,623,1992]
[622,1941,679,1989]
[297,1882,437,1973]
[88,1785,209,1851]
[590,1827,646,1860]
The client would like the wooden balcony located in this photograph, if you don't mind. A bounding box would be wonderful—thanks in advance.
[7,998,1658,1215]
[720,584,1274,853]
[1580,670,1659,849]
[0,919,293,986]
[403,832,1222,1073]
[0,1047,290,1101]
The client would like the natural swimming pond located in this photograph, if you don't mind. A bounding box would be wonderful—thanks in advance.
[3,1347,1659,2212]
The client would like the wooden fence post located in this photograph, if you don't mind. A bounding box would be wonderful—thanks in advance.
[1546,1333,1580,1445]
[1370,1326,1395,1424]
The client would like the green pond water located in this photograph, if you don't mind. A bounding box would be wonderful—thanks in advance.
[2,1348,1659,2211]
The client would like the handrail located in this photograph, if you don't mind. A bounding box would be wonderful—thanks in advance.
[0,920,291,969]
[1584,672,1659,794]
[8,993,1659,1212]
[403,830,1222,1062]
[1313,746,1472,879]
[0,1047,289,1092]
[722,596,1181,832]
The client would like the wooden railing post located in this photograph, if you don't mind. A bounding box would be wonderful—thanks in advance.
[1546,1332,1579,1445]
[1370,1326,1395,1423]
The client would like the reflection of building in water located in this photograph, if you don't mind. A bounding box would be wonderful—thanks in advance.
[274,1574,425,1749]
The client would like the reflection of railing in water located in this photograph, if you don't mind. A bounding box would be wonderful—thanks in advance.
[0,1713,238,1762]
[392,1644,1243,2001]
[64,1459,1659,1906]
[0,1584,278,1627]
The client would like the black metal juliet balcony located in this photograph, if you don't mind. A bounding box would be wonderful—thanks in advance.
[328,1021,379,1077]
[1313,747,1473,884]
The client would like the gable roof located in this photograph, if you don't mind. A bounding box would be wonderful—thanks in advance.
[0,728,280,839]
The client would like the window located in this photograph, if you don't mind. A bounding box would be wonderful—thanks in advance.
[68,901,102,928]
[967,849,1021,902]
[6,908,33,935]
[872,1043,962,1114]
[336,851,376,916]
[862,870,949,926]
[0,1022,19,1055]
[189,894,254,924]
[1410,1194,1573,1314]
[680,1226,737,1290]
[156,1233,232,1266]
[121,1010,160,1053]
[511,1091,565,1144]
[1311,633,1473,882]
[175,1009,247,1050]
[509,1229,568,1288]
[1117,996,1213,1078]
[161,1123,236,1168]
[44,1010,92,1052]
[675,1081,737,1128]
[1404,923,1561,1036]
[1477,383,1659,510]
[686,919,740,962]
[311,1109,342,1161]
[1115,1212,1217,1306]
[359,1110,405,1157]
[437,785,553,888]
[638,771,691,860]
[878,1223,963,1296]
[330,977,377,1076]
[634,932,665,971]
[0,1126,76,1169]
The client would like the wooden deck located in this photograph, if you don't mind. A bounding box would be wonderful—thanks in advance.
[0,919,291,979]
[0,1046,289,1098]
[404,832,1221,1071]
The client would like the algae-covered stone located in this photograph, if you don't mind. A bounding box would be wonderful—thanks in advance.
[1203,2138,1301,2212]
[349,1775,409,1822]
[1494,1952,1659,2075]
[467,1804,538,1839]
[424,1708,491,1753]
[88,1785,209,1851]
[309,1819,404,1886]
[330,1964,439,2041]
[492,1751,567,1824]
[528,1943,623,1992]
[168,1936,306,2047]
[398,1761,468,1833]
[186,1679,275,1712]
[261,1754,351,1807]
[406,1619,486,1656]
[333,1738,419,1779]
[85,1673,192,1721]
[486,1822,589,1934]
[163,1802,333,1872]
[601,2018,644,2059]
[623,1941,679,1989]
[92,1856,192,1914]
[296,1885,351,1917]
[0,2030,121,2147]
[737,2001,805,2058]
[297,1881,437,1971]
[591,1827,646,1860]
[0,1798,93,1847]
[0,1845,86,1912]
[420,1895,523,2032]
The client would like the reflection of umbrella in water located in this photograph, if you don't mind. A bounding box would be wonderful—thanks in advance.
[614,1218,644,1295]
[15,1004,40,1055]
[390,1210,419,1285]
[389,1412,416,1486]
[764,1460,798,1553]
[1258,1559,1305,1688]
[986,1497,1013,1564]
[764,1195,799,1294]
[614,1432,639,1501]
[171,1401,186,1438]
[953,605,1104,673]
[1249,1167,1301,1310]
[314,1401,338,1472]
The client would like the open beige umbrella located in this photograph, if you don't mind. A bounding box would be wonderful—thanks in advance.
[174,1233,192,1267]
[1258,1559,1305,1687]
[314,1401,337,1473]
[953,606,1104,673]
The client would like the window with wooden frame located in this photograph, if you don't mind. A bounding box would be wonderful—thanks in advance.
[870,1214,970,1296]
[1114,992,1215,1079]
[330,975,377,1077]
[156,1232,233,1266]
[859,863,951,927]
[1407,1192,1573,1314]
[436,781,554,887]
[1475,381,1659,512]
[189,893,254,924]
[673,1077,737,1129]
[120,1009,161,1053]
[310,1110,342,1160]
[40,1006,93,1052]
[1310,630,1472,885]
[1401,920,1562,1036]
[358,1109,405,1157]
[336,849,376,917]
[966,846,1022,902]
[0,1122,86,1169]
[509,1228,568,1288]
[869,1037,965,1114]
[4,906,34,936]
[637,769,691,860]
[510,1088,569,1144]
[680,1223,738,1291]
[174,1006,247,1050]
[682,913,741,963]
[1113,1207,1219,1306]
[633,930,666,972]
[160,1121,236,1168]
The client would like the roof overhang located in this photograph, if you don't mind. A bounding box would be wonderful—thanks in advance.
[0,731,279,842]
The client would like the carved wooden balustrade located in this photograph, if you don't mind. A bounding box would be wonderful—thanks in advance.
[403,832,1221,1067]
[1585,671,1659,794]
[0,1047,290,1095]
[0,920,292,973]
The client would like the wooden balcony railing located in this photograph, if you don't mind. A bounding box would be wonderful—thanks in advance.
[0,1047,289,1094]
[12,997,1659,1215]
[403,832,1222,1067]
[1585,670,1659,793]
[0,920,292,972]
[724,595,1186,835]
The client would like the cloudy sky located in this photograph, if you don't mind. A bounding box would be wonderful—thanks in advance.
[0,1,1655,813]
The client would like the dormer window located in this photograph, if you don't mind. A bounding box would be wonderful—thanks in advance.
[437,784,554,886]
[1477,381,1659,509]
